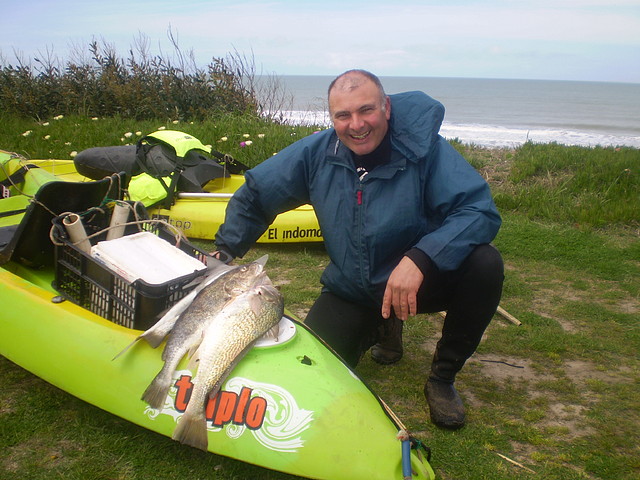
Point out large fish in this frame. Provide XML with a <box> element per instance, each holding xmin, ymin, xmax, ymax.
<box><xmin>171</xmin><ymin>281</ymin><xmax>284</xmax><ymax>451</ymax></box>
<box><xmin>133</xmin><ymin>256</ymin><xmax>272</xmax><ymax>409</ymax></box>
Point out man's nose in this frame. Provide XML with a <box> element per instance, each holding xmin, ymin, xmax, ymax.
<box><xmin>349</xmin><ymin>113</ymin><xmax>365</xmax><ymax>130</ymax></box>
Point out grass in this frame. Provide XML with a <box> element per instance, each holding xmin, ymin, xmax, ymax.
<box><xmin>1</xmin><ymin>115</ymin><xmax>639</xmax><ymax>480</ymax></box>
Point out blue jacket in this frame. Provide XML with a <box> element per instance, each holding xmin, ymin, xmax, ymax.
<box><xmin>216</xmin><ymin>91</ymin><xmax>501</xmax><ymax>306</ymax></box>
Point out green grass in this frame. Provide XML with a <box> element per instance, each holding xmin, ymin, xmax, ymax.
<box><xmin>0</xmin><ymin>113</ymin><xmax>323</xmax><ymax>170</ymax></box>
<box><xmin>2</xmin><ymin>115</ymin><xmax>639</xmax><ymax>479</ymax></box>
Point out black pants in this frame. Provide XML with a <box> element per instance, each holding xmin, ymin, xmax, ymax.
<box><xmin>305</xmin><ymin>244</ymin><xmax>504</xmax><ymax>375</ymax></box>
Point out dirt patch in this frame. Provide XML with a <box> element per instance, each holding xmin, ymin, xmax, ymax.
<box><xmin>467</xmin><ymin>355</ymin><xmax>539</xmax><ymax>383</ymax></box>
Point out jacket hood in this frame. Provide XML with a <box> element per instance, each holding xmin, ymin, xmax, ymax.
<box><xmin>388</xmin><ymin>91</ymin><xmax>445</xmax><ymax>161</ymax></box>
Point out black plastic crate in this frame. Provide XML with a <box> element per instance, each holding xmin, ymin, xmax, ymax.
<box><xmin>52</xmin><ymin>203</ymin><xmax>210</xmax><ymax>330</ymax></box>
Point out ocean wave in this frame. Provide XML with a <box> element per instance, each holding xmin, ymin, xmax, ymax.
<box><xmin>276</xmin><ymin>110</ymin><xmax>640</xmax><ymax>149</ymax></box>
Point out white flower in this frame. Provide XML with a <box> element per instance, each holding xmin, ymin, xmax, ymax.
<box><xmin>244</xmin><ymin>140</ymin><xmax>253</xmax><ymax>146</ymax></box>
<box><xmin>135</xmin><ymin>131</ymin><xmax>142</xmax><ymax>136</ymax></box>
<box><xmin>124</xmin><ymin>132</ymin><xmax>133</xmax><ymax>138</ymax></box>
<box><xmin>91</xmin><ymin>117</ymin><xmax>98</xmax><ymax>121</ymax></box>
<box><xmin>64</xmin><ymin>142</ymin><xmax>71</xmax><ymax>146</ymax></box>
<box><xmin>42</xmin><ymin>122</ymin><xmax>50</xmax><ymax>126</ymax></box>
<box><xmin>172</xmin><ymin>120</ymin><xmax>179</xmax><ymax>124</ymax></box>
<box><xmin>120</xmin><ymin>137</ymin><xmax>125</xmax><ymax>142</ymax></box>
<box><xmin>22</xmin><ymin>130</ymin><xmax>32</xmax><ymax>137</ymax></box>
<box><xmin>258</xmin><ymin>133</ymin><xmax>265</xmax><ymax>138</ymax></box>
<box><xmin>70</xmin><ymin>151</ymin><xmax>77</xmax><ymax>158</ymax></box>
<box><xmin>220</xmin><ymin>136</ymin><xmax>228</xmax><ymax>142</ymax></box>
<box><xmin>243</xmin><ymin>133</ymin><xmax>250</xmax><ymax>138</ymax></box>
<box><xmin>157</xmin><ymin>126</ymin><xmax>166</xmax><ymax>130</ymax></box>
<box><xmin>44</xmin><ymin>135</ymin><xmax>51</xmax><ymax>140</ymax></box>
<box><xmin>53</xmin><ymin>115</ymin><xmax>64</xmax><ymax>120</ymax></box>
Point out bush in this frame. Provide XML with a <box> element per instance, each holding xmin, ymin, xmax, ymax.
<box><xmin>0</xmin><ymin>33</ymin><xmax>289</xmax><ymax>122</ymax></box>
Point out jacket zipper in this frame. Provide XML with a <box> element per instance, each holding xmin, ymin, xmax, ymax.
<box><xmin>355</xmin><ymin>184</ymin><xmax>368</xmax><ymax>293</ymax></box>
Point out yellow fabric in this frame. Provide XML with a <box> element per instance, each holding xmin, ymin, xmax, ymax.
<box><xmin>128</xmin><ymin>173</ymin><xmax>171</xmax><ymax>207</ymax></box>
<box><xmin>144</xmin><ymin>130</ymin><xmax>211</xmax><ymax>157</ymax></box>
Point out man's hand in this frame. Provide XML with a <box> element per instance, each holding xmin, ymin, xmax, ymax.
<box><xmin>381</xmin><ymin>256</ymin><xmax>424</xmax><ymax>321</ymax></box>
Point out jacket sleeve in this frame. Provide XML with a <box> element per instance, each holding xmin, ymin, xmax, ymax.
<box><xmin>214</xmin><ymin>135</ymin><xmax>317</xmax><ymax>258</ymax></box>
<box><xmin>414</xmin><ymin>137</ymin><xmax>501</xmax><ymax>271</ymax></box>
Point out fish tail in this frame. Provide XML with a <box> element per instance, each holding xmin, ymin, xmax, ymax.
<box><xmin>172</xmin><ymin>411</ymin><xmax>208</xmax><ymax>451</ymax></box>
<box><xmin>141</xmin><ymin>371</ymin><xmax>172</xmax><ymax>409</ymax></box>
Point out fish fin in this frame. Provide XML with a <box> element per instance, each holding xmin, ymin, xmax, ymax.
<box><xmin>139</xmin><ymin>329</ymin><xmax>169</xmax><ymax>350</ymax></box>
<box><xmin>185</xmin><ymin>330</ymin><xmax>206</xmax><ymax>368</ymax></box>
<box><xmin>186</xmin><ymin>345</ymin><xmax>201</xmax><ymax>370</ymax></box>
<box><xmin>172</xmin><ymin>412</ymin><xmax>208</xmax><ymax>451</ymax></box>
<box><xmin>141</xmin><ymin>369</ymin><xmax>172</xmax><ymax>409</ymax></box>
<box><xmin>261</xmin><ymin>321</ymin><xmax>281</xmax><ymax>343</ymax></box>
<box><xmin>112</xmin><ymin>336</ymin><xmax>142</xmax><ymax>361</ymax></box>
<box><xmin>141</xmin><ymin>290</ymin><xmax>199</xmax><ymax>347</ymax></box>
<box><xmin>186</xmin><ymin>356</ymin><xmax>199</xmax><ymax>371</ymax></box>
<box><xmin>247</xmin><ymin>293</ymin><xmax>264</xmax><ymax>316</ymax></box>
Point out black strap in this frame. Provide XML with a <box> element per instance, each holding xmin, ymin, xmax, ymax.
<box><xmin>135</xmin><ymin>138</ymin><xmax>184</xmax><ymax>208</ymax></box>
<box><xmin>0</xmin><ymin>163</ymin><xmax>40</xmax><ymax>188</ymax></box>
<box><xmin>208</xmin><ymin>150</ymin><xmax>249</xmax><ymax>174</ymax></box>
<box><xmin>0</xmin><ymin>208</ymin><xmax>27</xmax><ymax>219</ymax></box>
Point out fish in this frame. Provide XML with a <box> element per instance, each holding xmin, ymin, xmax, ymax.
<box><xmin>137</xmin><ymin>255</ymin><xmax>272</xmax><ymax>409</ymax></box>
<box><xmin>112</xmin><ymin>255</ymin><xmax>251</xmax><ymax>356</ymax></box>
<box><xmin>171</xmin><ymin>281</ymin><xmax>284</xmax><ymax>451</ymax></box>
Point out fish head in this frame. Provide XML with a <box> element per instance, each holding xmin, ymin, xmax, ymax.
<box><xmin>257</xmin><ymin>284</ymin><xmax>283</xmax><ymax>304</ymax></box>
<box><xmin>247</xmin><ymin>283</ymin><xmax>284</xmax><ymax>318</ymax></box>
<box><xmin>222</xmin><ymin>259</ymin><xmax>268</xmax><ymax>295</ymax></box>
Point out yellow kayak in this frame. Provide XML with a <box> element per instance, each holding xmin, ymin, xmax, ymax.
<box><xmin>0</xmin><ymin>153</ymin><xmax>322</xmax><ymax>243</ymax></box>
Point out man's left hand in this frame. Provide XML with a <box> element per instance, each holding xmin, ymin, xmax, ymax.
<box><xmin>381</xmin><ymin>256</ymin><xmax>424</xmax><ymax>321</ymax></box>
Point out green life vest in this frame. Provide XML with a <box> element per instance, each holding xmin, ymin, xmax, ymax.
<box><xmin>131</xmin><ymin>130</ymin><xmax>219</xmax><ymax>208</ymax></box>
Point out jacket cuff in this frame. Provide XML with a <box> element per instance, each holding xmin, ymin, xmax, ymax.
<box><xmin>404</xmin><ymin>248</ymin><xmax>437</xmax><ymax>277</ymax></box>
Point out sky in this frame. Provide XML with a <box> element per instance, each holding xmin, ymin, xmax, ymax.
<box><xmin>1</xmin><ymin>0</ymin><xmax>639</xmax><ymax>83</ymax></box>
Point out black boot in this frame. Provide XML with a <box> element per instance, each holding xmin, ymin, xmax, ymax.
<box><xmin>370</xmin><ymin>315</ymin><xmax>403</xmax><ymax>365</ymax></box>
<box><xmin>425</xmin><ymin>346</ymin><xmax>466</xmax><ymax>429</ymax></box>
<box><xmin>424</xmin><ymin>378</ymin><xmax>465</xmax><ymax>430</ymax></box>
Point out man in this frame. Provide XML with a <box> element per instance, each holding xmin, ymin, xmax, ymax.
<box><xmin>215</xmin><ymin>70</ymin><xmax>504</xmax><ymax>430</ymax></box>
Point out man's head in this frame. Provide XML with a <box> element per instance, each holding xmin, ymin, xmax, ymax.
<box><xmin>328</xmin><ymin>70</ymin><xmax>391</xmax><ymax>156</ymax></box>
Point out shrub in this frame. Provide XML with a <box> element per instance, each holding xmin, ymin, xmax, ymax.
<box><xmin>0</xmin><ymin>33</ymin><xmax>288</xmax><ymax>122</ymax></box>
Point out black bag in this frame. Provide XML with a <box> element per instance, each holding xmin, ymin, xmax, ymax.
<box><xmin>74</xmin><ymin>132</ymin><xmax>249</xmax><ymax>208</ymax></box>
<box><xmin>75</xmin><ymin>145</ymin><xmax>139</xmax><ymax>179</ymax></box>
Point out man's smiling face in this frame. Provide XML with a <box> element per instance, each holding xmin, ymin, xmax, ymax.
<box><xmin>329</xmin><ymin>73</ymin><xmax>391</xmax><ymax>156</ymax></box>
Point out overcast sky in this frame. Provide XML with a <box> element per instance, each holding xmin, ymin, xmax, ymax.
<box><xmin>1</xmin><ymin>0</ymin><xmax>639</xmax><ymax>83</ymax></box>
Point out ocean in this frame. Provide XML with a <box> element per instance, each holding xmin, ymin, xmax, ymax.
<box><xmin>272</xmin><ymin>76</ymin><xmax>640</xmax><ymax>149</ymax></box>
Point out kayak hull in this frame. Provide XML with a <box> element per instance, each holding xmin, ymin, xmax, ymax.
<box><xmin>0</xmin><ymin>263</ymin><xmax>434</xmax><ymax>480</ymax></box>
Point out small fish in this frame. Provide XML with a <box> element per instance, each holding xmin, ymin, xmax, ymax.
<box><xmin>171</xmin><ymin>282</ymin><xmax>284</xmax><ymax>451</ymax></box>
<box><xmin>138</xmin><ymin>256</ymin><xmax>270</xmax><ymax>409</ymax></box>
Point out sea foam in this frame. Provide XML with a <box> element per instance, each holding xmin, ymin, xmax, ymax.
<box><xmin>277</xmin><ymin>110</ymin><xmax>640</xmax><ymax>149</ymax></box>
